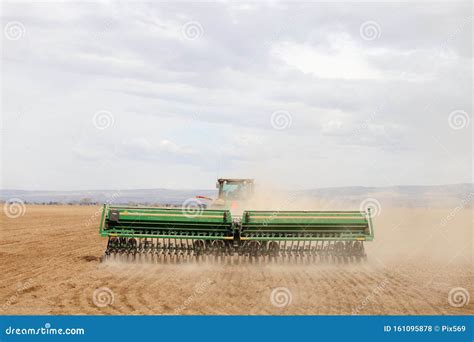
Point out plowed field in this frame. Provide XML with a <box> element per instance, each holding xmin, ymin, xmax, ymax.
<box><xmin>1</xmin><ymin>205</ymin><xmax>472</xmax><ymax>315</ymax></box>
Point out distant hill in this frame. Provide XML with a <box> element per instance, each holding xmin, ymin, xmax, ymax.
<box><xmin>0</xmin><ymin>183</ymin><xmax>472</xmax><ymax>207</ymax></box>
<box><xmin>0</xmin><ymin>188</ymin><xmax>216</xmax><ymax>206</ymax></box>
<box><xmin>302</xmin><ymin>183</ymin><xmax>473</xmax><ymax>208</ymax></box>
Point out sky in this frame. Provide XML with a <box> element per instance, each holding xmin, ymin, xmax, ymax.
<box><xmin>1</xmin><ymin>1</ymin><xmax>472</xmax><ymax>190</ymax></box>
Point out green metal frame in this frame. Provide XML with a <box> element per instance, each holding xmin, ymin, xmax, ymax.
<box><xmin>240</xmin><ymin>210</ymin><xmax>374</xmax><ymax>241</ymax></box>
<box><xmin>99</xmin><ymin>205</ymin><xmax>375</xmax><ymax>242</ymax></box>
<box><xmin>99</xmin><ymin>204</ymin><xmax>233</xmax><ymax>240</ymax></box>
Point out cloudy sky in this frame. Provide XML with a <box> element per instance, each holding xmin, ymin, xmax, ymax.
<box><xmin>1</xmin><ymin>1</ymin><xmax>472</xmax><ymax>190</ymax></box>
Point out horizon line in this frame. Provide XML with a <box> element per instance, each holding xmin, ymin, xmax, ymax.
<box><xmin>1</xmin><ymin>182</ymin><xmax>472</xmax><ymax>193</ymax></box>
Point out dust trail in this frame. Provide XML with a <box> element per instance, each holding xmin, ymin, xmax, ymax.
<box><xmin>238</xmin><ymin>186</ymin><xmax>472</xmax><ymax>265</ymax></box>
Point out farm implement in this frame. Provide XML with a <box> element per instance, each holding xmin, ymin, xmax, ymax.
<box><xmin>99</xmin><ymin>179</ymin><xmax>374</xmax><ymax>262</ymax></box>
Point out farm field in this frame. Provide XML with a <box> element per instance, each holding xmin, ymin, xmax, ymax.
<box><xmin>0</xmin><ymin>205</ymin><xmax>472</xmax><ymax>315</ymax></box>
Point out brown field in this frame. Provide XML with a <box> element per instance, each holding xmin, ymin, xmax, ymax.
<box><xmin>0</xmin><ymin>205</ymin><xmax>472</xmax><ymax>315</ymax></box>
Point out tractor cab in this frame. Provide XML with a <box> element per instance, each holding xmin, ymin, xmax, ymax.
<box><xmin>217</xmin><ymin>178</ymin><xmax>254</xmax><ymax>201</ymax></box>
<box><xmin>213</xmin><ymin>179</ymin><xmax>254</xmax><ymax>212</ymax></box>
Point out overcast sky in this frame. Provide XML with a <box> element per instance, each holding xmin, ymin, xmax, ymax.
<box><xmin>1</xmin><ymin>1</ymin><xmax>472</xmax><ymax>190</ymax></box>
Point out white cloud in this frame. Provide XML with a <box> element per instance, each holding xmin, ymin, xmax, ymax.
<box><xmin>271</xmin><ymin>36</ymin><xmax>383</xmax><ymax>80</ymax></box>
<box><xmin>1</xmin><ymin>2</ymin><xmax>471</xmax><ymax>190</ymax></box>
